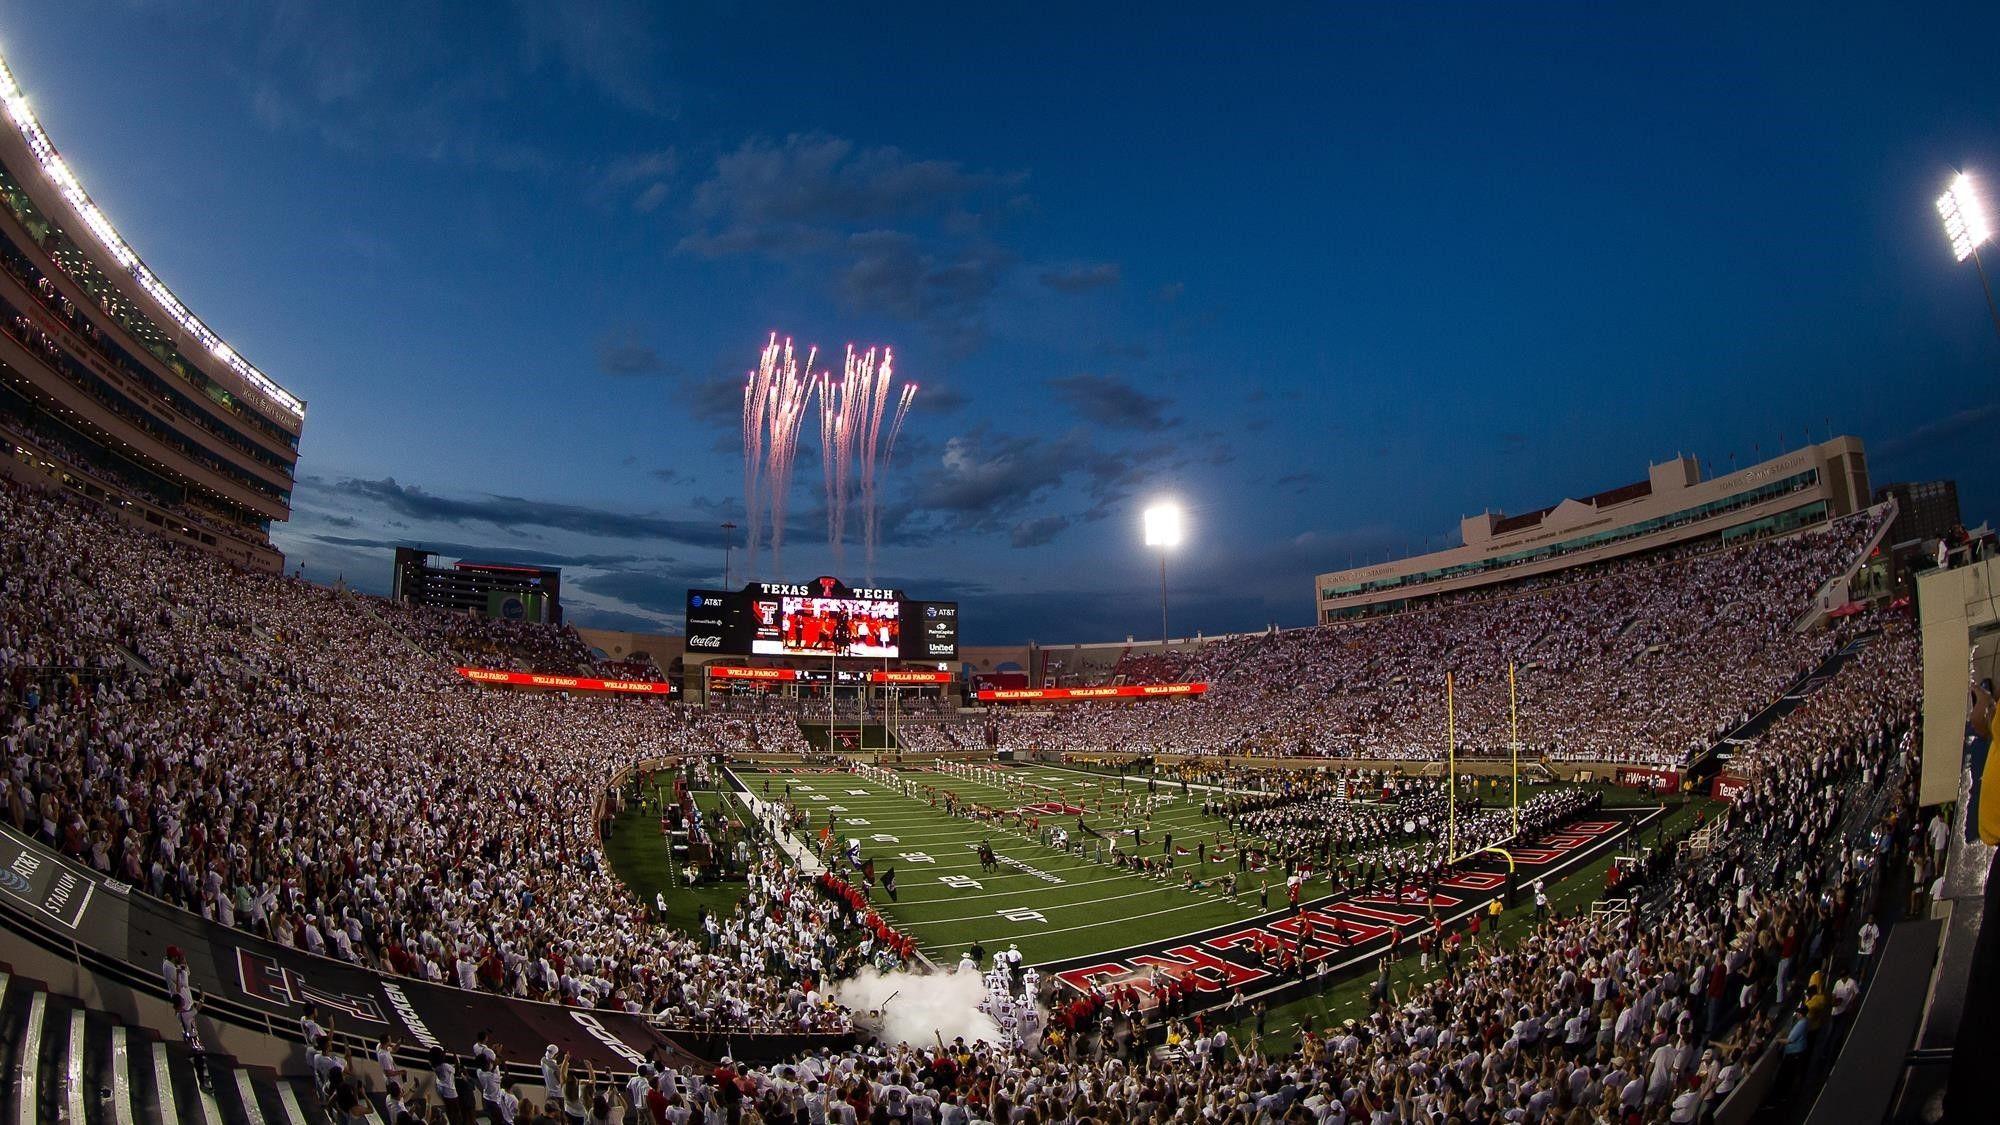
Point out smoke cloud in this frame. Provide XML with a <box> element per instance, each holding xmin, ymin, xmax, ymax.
<box><xmin>834</xmin><ymin>967</ymin><xmax>1003</xmax><ymax>1048</ymax></box>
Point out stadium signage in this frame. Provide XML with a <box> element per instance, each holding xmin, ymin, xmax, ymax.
<box><xmin>0</xmin><ymin>829</ymin><xmax>94</xmax><ymax>930</ymax></box>
<box><xmin>685</xmin><ymin>577</ymin><xmax>958</xmax><ymax>661</ymax></box>
<box><xmin>708</xmin><ymin>666</ymin><xmax>801</xmax><ymax>681</ymax></box>
<box><xmin>975</xmin><ymin>683</ymin><xmax>1209</xmax><ymax>702</ymax></box>
<box><xmin>869</xmin><ymin>670</ymin><xmax>954</xmax><ymax>684</ymax></box>
<box><xmin>454</xmin><ymin>668</ymin><xmax>678</xmax><ymax>695</ymax></box>
<box><xmin>1710</xmin><ymin>773</ymin><xmax>1749</xmax><ymax>802</ymax></box>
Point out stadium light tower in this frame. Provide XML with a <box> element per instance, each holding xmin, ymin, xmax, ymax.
<box><xmin>1143</xmin><ymin>501</ymin><xmax>1184</xmax><ymax>648</ymax></box>
<box><xmin>1936</xmin><ymin>171</ymin><xmax>2000</xmax><ymax>346</ymax></box>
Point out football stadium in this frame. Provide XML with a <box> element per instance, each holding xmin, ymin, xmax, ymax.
<box><xmin>0</xmin><ymin>15</ymin><xmax>1996</xmax><ymax>1125</ymax></box>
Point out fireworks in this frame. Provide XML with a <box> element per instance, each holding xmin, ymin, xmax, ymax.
<box><xmin>741</xmin><ymin>333</ymin><xmax>916</xmax><ymax>582</ymax></box>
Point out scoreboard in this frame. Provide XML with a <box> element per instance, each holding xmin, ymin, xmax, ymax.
<box><xmin>686</xmin><ymin>576</ymin><xmax>959</xmax><ymax>660</ymax></box>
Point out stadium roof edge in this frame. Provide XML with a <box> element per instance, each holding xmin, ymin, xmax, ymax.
<box><xmin>0</xmin><ymin>47</ymin><xmax>306</xmax><ymax>421</ymax></box>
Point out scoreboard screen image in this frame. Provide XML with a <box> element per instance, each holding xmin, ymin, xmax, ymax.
<box><xmin>753</xmin><ymin>596</ymin><xmax>900</xmax><ymax>658</ymax></box>
<box><xmin>685</xmin><ymin>577</ymin><xmax>957</xmax><ymax>661</ymax></box>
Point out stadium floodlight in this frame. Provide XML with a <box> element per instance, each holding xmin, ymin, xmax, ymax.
<box><xmin>1938</xmin><ymin>173</ymin><xmax>1992</xmax><ymax>263</ymax></box>
<box><xmin>1935</xmin><ymin>170</ymin><xmax>2000</xmax><ymax>346</ymax></box>
<box><xmin>1143</xmin><ymin>501</ymin><xmax>1183</xmax><ymax>647</ymax></box>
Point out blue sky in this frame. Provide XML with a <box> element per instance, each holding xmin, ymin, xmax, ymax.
<box><xmin>6</xmin><ymin>2</ymin><xmax>1996</xmax><ymax>642</ymax></box>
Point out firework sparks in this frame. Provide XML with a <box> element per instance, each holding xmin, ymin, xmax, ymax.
<box><xmin>738</xmin><ymin>333</ymin><xmax>915</xmax><ymax>583</ymax></box>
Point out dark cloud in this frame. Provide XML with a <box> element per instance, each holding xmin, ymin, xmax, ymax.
<box><xmin>328</xmin><ymin>477</ymin><xmax>737</xmax><ymax>546</ymax></box>
<box><xmin>1274</xmin><ymin>471</ymin><xmax>1319</xmax><ymax>494</ymax></box>
<box><xmin>597</xmin><ymin>335</ymin><xmax>673</xmax><ymax>376</ymax></box>
<box><xmin>682</xmin><ymin>134</ymin><xmax>1019</xmax><ymax>243</ymax></box>
<box><xmin>1046</xmin><ymin>373</ymin><xmax>1176</xmax><ymax>431</ymax></box>
<box><xmin>649</xmin><ymin>467</ymin><xmax>686</xmax><ymax>485</ymax></box>
<box><xmin>1872</xmin><ymin>401</ymin><xmax>1998</xmax><ymax>461</ymax></box>
<box><xmin>566</xmin><ymin>567</ymin><xmax>703</xmax><ymax>617</ymax></box>
<box><xmin>835</xmin><ymin>231</ymin><xmax>1011</xmax><ymax>342</ymax></box>
<box><xmin>304</xmin><ymin>534</ymin><xmax>655</xmax><ymax>569</ymax></box>
<box><xmin>916</xmin><ymin>384</ymin><xmax>972</xmax><ymax>413</ymax></box>
<box><xmin>904</xmin><ymin>425</ymin><xmax>1179</xmax><ymax>536</ymax></box>
<box><xmin>677</xmin><ymin>135</ymin><xmax>1023</xmax><ymax>343</ymax></box>
<box><xmin>1039</xmin><ymin>262</ymin><xmax>1121</xmax><ymax>293</ymax></box>
<box><xmin>1009</xmin><ymin>515</ymin><xmax>1071</xmax><ymax>548</ymax></box>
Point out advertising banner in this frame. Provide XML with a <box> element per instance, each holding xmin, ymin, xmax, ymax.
<box><xmin>976</xmin><ymin>683</ymin><xmax>1209</xmax><ymax>702</ymax></box>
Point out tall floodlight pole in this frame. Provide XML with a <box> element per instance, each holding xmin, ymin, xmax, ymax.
<box><xmin>1143</xmin><ymin>502</ymin><xmax>1184</xmax><ymax>650</ymax></box>
<box><xmin>1447</xmin><ymin>672</ymin><xmax>1458</xmax><ymax>861</ymax></box>
<box><xmin>1937</xmin><ymin>171</ymin><xmax>2000</xmax><ymax>347</ymax></box>
<box><xmin>721</xmin><ymin>522</ymin><xmax>738</xmax><ymax>589</ymax></box>
<box><xmin>1508</xmin><ymin>661</ymin><xmax>1520</xmax><ymax>838</ymax></box>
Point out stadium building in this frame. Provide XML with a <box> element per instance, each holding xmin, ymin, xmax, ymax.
<box><xmin>390</xmin><ymin>546</ymin><xmax>564</xmax><ymax>623</ymax></box>
<box><xmin>1315</xmin><ymin>436</ymin><xmax>1871</xmax><ymax>622</ymax></box>
<box><xmin>0</xmin><ymin>54</ymin><xmax>304</xmax><ymax>573</ymax></box>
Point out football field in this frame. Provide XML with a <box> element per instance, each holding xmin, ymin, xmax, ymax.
<box><xmin>734</xmin><ymin>762</ymin><xmax>1277</xmax><ymax>966</ymax></box>
<box><xmin>729</xmin><ymin>762</ymin><xmax>1658</xmax><ymax>987</ymax></box>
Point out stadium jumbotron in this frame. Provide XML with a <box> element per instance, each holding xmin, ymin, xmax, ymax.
<box><xmin>0</xmin><ymin>18</ymin><xmax>1996</xmax><ymax>1125</ymax></box>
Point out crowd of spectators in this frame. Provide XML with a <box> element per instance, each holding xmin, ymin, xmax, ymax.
<box><xmin>0</xmin><ymin>476</ymin><xmax>846</xmax><ymax>1032</ymax></box>
<box><xmin>981</xmin><ymin>512</ymin><xmax>1888</xmax><ymax>767</ymax></box>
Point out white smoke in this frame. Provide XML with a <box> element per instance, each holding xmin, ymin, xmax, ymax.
<box><xmin>834</xmin><ymin>967</ymin><xmax>1003</xmax><ymax>1048</ymax></box>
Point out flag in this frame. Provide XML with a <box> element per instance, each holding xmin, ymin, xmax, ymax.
<box><xmin>883</xmin><ymin>867</ymin><xmax>899</xmax><ymax>901</ymax></box>
<box><xmin>861</xmin><ymin>857</ymin><xmax>876</xmax><ymax>886</ymax></box>
<box><xmin>1078</xmin><ymin>821</ymin><xmax>1105</xmax><ymax>840</ymax></box>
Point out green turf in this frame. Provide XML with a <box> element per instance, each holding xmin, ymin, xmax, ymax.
<box><xmin>603</xmin><ymin>779</ymin><xmax>748</xmax><ymax>931</ymax></box>
<box><xmin>728</xmin><ymin>763</ymin><xmax>1664</xmax><ymax>972</ymax></box>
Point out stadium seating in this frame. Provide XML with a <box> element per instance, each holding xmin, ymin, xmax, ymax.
<box><xmin>977</xmin><ymin>510</ymin><xmax>1890</xmax><ymax>766</ymax></box>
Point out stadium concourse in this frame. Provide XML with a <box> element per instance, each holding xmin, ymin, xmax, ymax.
<box><xmin>0</xmin><ymin>459</ymin><xmax>1947</xmax><ymax>1125</ymax></box>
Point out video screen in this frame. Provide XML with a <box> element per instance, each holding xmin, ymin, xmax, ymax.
<box><xmin>752</xmin><ymin>596</ymin><xmax>901</xmax><ymax>658</ymax></box>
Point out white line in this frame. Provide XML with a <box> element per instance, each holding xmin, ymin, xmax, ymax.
<box><xmin>235</xmin><ymin>1070</ymin><xmax>269</xmax><ymax>1125</ymax></box>
<box><xmin>196</xmin><ymin>1060</ymin><xmax>227</xmax><ymax>1125</ymax></box>
<box><xmin>17</xmin><ymin>990</ymin><xmax>46</xmax><ymax>1125</ymax></box>
<box><xmin>67</xmin><ymin>1008</ymin><xmax>87</xmax><ymax>1125</ymax></box>
<box><xmin>110</xmin><ymin>1026</ymin><xmax>135</xmax><ymax>1125</ymax></box>
<box><xmin>276</xmin><ymin>1080</ymin><xmax>310</xmax><ymax>1125</ymax></box>
<box><xmin>899</xmin><ymin>878</ymin><xmax>1230</xmax><ymax>927</ymax></box>
<box><xmin>152</xmin><ymin>1043</ymin><xmax>179</xmax><ymax>1125</ymax></box>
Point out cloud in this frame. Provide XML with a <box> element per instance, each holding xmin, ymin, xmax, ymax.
<box><xmin>677</xmin><ymin>134</ymin><xmax>1024</xmax><ymax>343</ymax></box>
<box><xmin>917</xmin><ymin>384</ymin><xmax>972</xmax><ymax>413</ymax></box>
<box><xmin>1046</xmin><ymin>373</ymin><xmax>1176</xmax><ymax>431</ymax></box>
<box><xmin>632</xmin><ymin>182</ymin><xmax>670</xmax><ymax>213</ymax></box>
<box><xmin>509</xmin><ymin>0</ymin><xmax>674</xmax><ymax>114</ymax></box>
<box><xmin>649</xmin><ymin>467</ymin><xmax>686</xmax><ymax>485</ymax></box>
<box><xmin>327</xmin><ymin>477</ymin><xmax>737</xmax><ymax>546</ymax></box>
<box><xmin>304</xmin><ymin>534</ymin><xmax>654</xmax><ymax>569</ymax></box>
<box><xmin>1009</xmin><ymin>515</ymin><xmax>1071</xmax><ymax>548</ymax></box>
<box><xmin>683</xmin><ymin>134</ymin><xmax>1019</xmax><ymax>242</ymax></box>
<box><xmin>835</xmin><ymin>231</ymin><xmax>1010</xmax><ymax>335</ymax></box>
<box><xmin>1872</xmin><ymin>402</ymin><xmax>1998</xmax><ymax>461</ymax></box>
<box><xmin>1039</xmin><ymin>262</ymin><xmax>1121</xmax><ymax>293</ymax></box>
<box><xmin>1275</xmin><ymin>471</ymin><xmax>1320</xmax><ymax>494</ymax></box>
<box><xmin>596</xmin><ymin>333</ymin><xmax>673</xmax><ymax>376</ymax></box>
<box><xmin>903</xmin><ymin>424</ymin><xmax>1179</xmax><ymax>536</ymax></box>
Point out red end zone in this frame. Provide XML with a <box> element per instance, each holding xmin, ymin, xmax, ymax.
<box><xmin>1045</xmin><ymin>811</ymin><xmax>1649</xmax><ymax>1012</ymax></box>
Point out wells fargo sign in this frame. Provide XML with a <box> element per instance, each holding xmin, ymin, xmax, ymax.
<box><xmin>975</xmin><ymin>683</ymin><xmax>1209</xmax><ymax>702</ymax></box>
<box><xmin>455</xmin><ymin>668</ymin><xmax>677</xmax><ymax>695</ymax></box>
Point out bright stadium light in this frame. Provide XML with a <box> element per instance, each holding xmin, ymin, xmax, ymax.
<box><xmin>1936</xmin><ymin>170</ymin><xmax>2000</xmax><ymax>347</ymax></box>
<box><xmin>1938</xmin><ymin>173</ymin><xmax>1992</xmax><ymax>263</ymax></box>
<box><xmin>1143</xmin><ymin>501</ymin><xmax>1183</xmax><ymax>646</ymax></box>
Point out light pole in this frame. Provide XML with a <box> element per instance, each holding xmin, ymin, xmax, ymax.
<box><xmin>1143</xmin><ymin>502</ymin><xmax>1183</xmax><ymax>649</ymax></box>
<box><xmin>721</xmin><ymin>522</ymin><xmax>738</xmax><ymax>589</ymax></box>
<box><xmin>1937</xmin><ymin>171</ymin><xmax>2000</xmax><ymax>347</ymax></box>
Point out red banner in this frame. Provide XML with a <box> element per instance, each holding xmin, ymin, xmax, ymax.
<box><xmin>705</xmin><ymin>666</ymin><xmax>801</xmax><ymax>682</ymax></box>
<box><xmin>976</xmin><ymin>683</ymin><xmax>1209</xmax><ymax>702</ymax></box>
<box><xmin>1709</xmin><ymin>773</ymin><xmax>1749</xmax><ymax>802</ymax></box>
<box><xmin>870</xmin><ymin>670</ymin><xmax>954</xmax><ymax>684</ymax></box>
<box><xmin>455</xmin><ymin>668</ymin><xmax>677</xmax><ymax>695</ymax></box>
